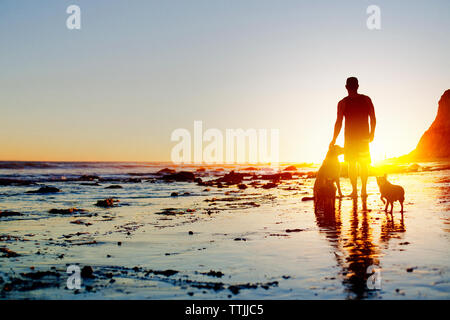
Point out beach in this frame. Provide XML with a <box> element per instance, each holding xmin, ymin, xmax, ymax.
<box><xmin>0</xmin><ymin>161</ymin><xmax>449</xmax><ymax>299</ymax></box>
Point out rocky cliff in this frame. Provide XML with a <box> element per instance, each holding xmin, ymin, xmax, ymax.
<box><xmin>409</xmin><ymin>89</ymin><xmax>450</xmax><ymax>160</ymax></box>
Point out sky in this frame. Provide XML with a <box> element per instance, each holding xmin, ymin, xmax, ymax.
<box><xmin>0</xmin><ymin>0</ymin><xmax>449</xmax><ymax>163</ymax></box>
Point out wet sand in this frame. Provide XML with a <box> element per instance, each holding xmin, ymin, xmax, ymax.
<box><xmin>0</xmin><ymin>162</ymin><xmax>449</xmax><ymax>299</ymax></box>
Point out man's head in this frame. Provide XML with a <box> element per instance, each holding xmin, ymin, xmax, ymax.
<box><xmin>345</xmin><ymin>77</ymin><xmax>359</xmax><ymax>93</ymax></box>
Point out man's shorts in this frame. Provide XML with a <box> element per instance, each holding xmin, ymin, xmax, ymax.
<box><xmin>344</xmin><ymin>139</ymin><xmax>371</xmax><ymax>164</ymax></box>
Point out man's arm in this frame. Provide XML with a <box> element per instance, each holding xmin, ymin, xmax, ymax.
<box><xmin>368</xmin><ymin>98</ymin><xmax>376</xmax><ymax>142</ymax></box>
<box><xmin>330</xmin><ymin>101</ymin><xmax>344</xmax><ymax>146</ymax></box>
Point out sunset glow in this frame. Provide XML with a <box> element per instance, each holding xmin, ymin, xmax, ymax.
<box><xmin>1</xmin><ymin>1</ymin><xmax>448</xmax><ymax>163</ymax></box>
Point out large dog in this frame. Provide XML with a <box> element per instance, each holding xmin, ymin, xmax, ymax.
<box><xmin>313</xmin><ymin>145</ymin><xmax>344</xmax><ymax>212</ymax></box>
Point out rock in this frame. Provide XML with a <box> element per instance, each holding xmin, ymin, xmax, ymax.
<box><xmin>0</xmin><ymin>178</ymin><xmax>35</xmax><ymax>186</ymax></box>
<box><xmin>262</xmin><ymin>182</ymin><xmax>277</xmax><ymax>189</ymax></box>
<box><xmin>409</xmin><ymin>89</ymin><xmax>450</xmax><ymax>159</ymax></box>
<box><xmin>228</xmin><ymin>285</ymin><xmax>241</xmax><ymax>295</ymax></box>
<box><xmin>234</xmin><ymin>237</ymin><xmax>247</xmax><ymax>241</ymax></box>
<box><xmin>237</xmin><ymin>184</ymin><xmax>248</xmax><ymax>190</ymax></box>
<box><xmin>26</xmin><ymin>186</ymin><xmax>60</xmax><ymax>194</ymax></box>
<box><xmin>0</xmin><ymin>210</ymin><xmax>22</xmax><ymax>218</ymax></box>
<box><xmin>302</xmin><ymin>196</ymin><xmax>314</xmax><ymax>201</ymax></box>
<box><xmin>304</xmin><ymin>171</ymin><xmax>317</xmax><ymax>179</ymax></box>
<box><xmin>105</xmin><ymin>185</ymin><xmax>123</xmax><ymax>189</ymax></box>
<box><xmin>70</xmin><ymin>219</ymin><xmax>92</xmax><ymax>226</ymax></box>
<box><xmin>95</xmin><ymin>198</ymin><xmax>119</xmax><ymax>208</ymax></box>
<box><xmin>283</xmin><ymin>165</ymin><xmax>298</xmax><ymax>171</ymax></box>
<box><xmin>260</xmin><ymin>172</ymin><xmax>292</xmax><ymax>181</ymax></box>
<box><xmin>407</xmin><ymin>164</ymin><xmax>421</xmax><ymax>172</ymax></box>
<box><xmin>157</xmin><ymin>168</ymin><xmax>176</xmax><ymax>174</ymax></box>
<box><xmin>154</xmin><ymin>208</ymin><xmax>185</xmax><ymax>216</ymax></box>
<box><xmin>152</xmin><ymin>269</ymin><xmax>178</xmax><ymax>277</ymax></box>
<box><xmin>117</xmin><ymin>242</ymin><xmax>122</xmax><ymax>246</ymax></box>
<box><xmin>2</xmin><ymin>283</ymin><xmax>12</xmax><ymax>292</ymax></box>
<box><xmin>81</xmin><ymin>266</ymin><xmax>94</xmax><ymax>278</ymax></box>
<box><xmin>0</xmin><ymin>247</ymin><xmax>20</xmax><ymax>258</ymax></box>
<box><xmin>285</xmin><ymin>229</ymin><xmax>305</xmax><ymax>233</ymax></box>
<box><xmin>227</xmin><ymin>281</ymin><xmax>277</xmax><ymax>295</ymax></box>
<box><xmin>216</xmin><ymin>171</ymin><xmax>247</xmax><ymax>184</ymax></box>
<box><xmin>188</xmin><ymin>231</ymin><xmax>194</xmax><ymax>235</ymax></box>
<box><xmin>194</xmin><ymin>177</ymin><xmax>203</xmax><ymax>184</ymax></box>
<box><xmin>196</xmin><ymin>168</ymin><xmax>206</xmax><ymax>172</ymax></box>
<box><xmin>162</xmin><ymin>171</ymin><xmax>196</xmax><ymax>182</ymax></box>
<box><xmin>202</xmin><ymin>270</ymin><xmax>224</xmax><ymax>278</ymax></box>
<box><xmin>170</xmin><ymin>192</ymin><xmax>178</xmax><ymax>197</ymax></box>
<box><xmin>48</xmin><ymin>208</ymin><xmax>86</xmax><ymax>214</ymax></box>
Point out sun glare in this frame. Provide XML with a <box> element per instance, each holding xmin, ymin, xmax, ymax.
<box><xmin>370</xmin><ymin>142</ymin><xmax>390</xmax><ymax>165</ymax></box>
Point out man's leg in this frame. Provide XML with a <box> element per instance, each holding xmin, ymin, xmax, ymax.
<box><xmin>360</xmin><ymin>161</ymin><xmax>368</xmax><ymax>197</ymax></box>
<box><xmin>348</xmin><ymin>161</ymin><xmax>357</xmax><ymax>197</ymax></box>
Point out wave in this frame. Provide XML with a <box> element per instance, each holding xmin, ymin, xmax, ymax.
<box><xmin>0</xmin><ymin>162</ymin><xmax>59</xmax><ymax>169</ymax></box>
<box><xmin>0</xmin><ymin>161</ymin><xmax>170</xmax><ymax>170</ymax></box>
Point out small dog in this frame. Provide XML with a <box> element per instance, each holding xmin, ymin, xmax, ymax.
<box><xmin>376</xmin><ymin>175</ymin><xmax>405</xmax><ymax>214</ymax></box>
<box><xmin>313</xmin><ymin>145</ymin><xmax>344</xmax><ymax>212</ymax></box>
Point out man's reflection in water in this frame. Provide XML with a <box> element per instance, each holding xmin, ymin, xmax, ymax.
<box><xmin>342</xmin><ymin>197</ymin><xmax>379</xmax><ymax>298</ymax></box>
<box><xmin>314</xmin><ymin>196</ymin><xmax>406</xmax><ymax>299</ymax></box>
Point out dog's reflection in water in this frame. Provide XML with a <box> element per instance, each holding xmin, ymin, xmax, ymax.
<box><xmin>314</xmin><ymin>179</ymin><xmax>336</xmax><ymax>213</ymax></box>
<box><xmin>314</xmin><ymin>196</ymin><xmax>388</xmax><ymax>299</ymax></box>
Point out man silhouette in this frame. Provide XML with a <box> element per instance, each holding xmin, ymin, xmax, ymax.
<box><xmin>330</xmin><ymin>77</ymin><xmax>376</xmax><ymax>197</ymax></box>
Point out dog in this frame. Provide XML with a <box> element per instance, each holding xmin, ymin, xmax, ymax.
<box><xmin>314</xmin><ymin>178</ymin><xmax>336</xmax><ymax>213</ymax></box>
<box><xmin>376</xmin><ymin>175</ymin><xmax>405</xmax><ymax>214</ymax></box>
<box><xmin>313</xmin><ymin>145</ymin><xmax>344</xmax><ymax>212</ymax></box>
